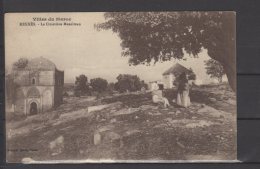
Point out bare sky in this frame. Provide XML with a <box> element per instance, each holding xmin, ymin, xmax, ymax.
<box><xmin>5</xmin><ymin>12</ymin><xmax>218</xmax><ymax>83</ymax></box>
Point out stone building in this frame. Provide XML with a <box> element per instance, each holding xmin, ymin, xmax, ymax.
<box><xmin>8</xmin><ymin>57</ymin><xmax>64</xmax><ymax>115</ymax></box>
<box><xmin>162</xmin><ymin>63</ymin><xmax>192</xmax><ymax>89</ymax></box>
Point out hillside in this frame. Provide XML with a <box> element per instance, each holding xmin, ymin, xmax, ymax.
<box><xmin>6</xmin><ymin>83</ymin><xmax>236</xmax><ymax>162</ymax></box>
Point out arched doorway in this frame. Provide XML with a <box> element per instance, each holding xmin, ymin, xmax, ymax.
<box><xmin>29</xmin><ymin>102</ymin><xmax>38</xmax><ymax>115</ymax></box>
<box><xmin>27</xmin><ymin>87</ymin><xmax>40</xmax><ymax>115</ymax></box>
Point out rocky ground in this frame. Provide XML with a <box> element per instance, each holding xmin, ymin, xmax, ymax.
<box><xmin>6</xmin><ymin>83</ymin><xmax>236</xmax><ymax>163</ymax></box>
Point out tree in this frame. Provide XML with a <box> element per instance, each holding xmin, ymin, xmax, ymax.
<box><xmin>114</xmin><ymin>74</ymin><xmax>142</xmax><ymax>93</ymax></box>
<box><xmin>96</xmin><ymin>12</ymin><xmax>236</xmax><ymax>91</ymax></box>
<box><xmin>188</xmin><ymin>68</ymin><xmax>196</xmax><ymax>80</ymax></box>
<box><xmin>13</xmin><ymin>58</ymin><xmax>29</xmax><ymax>69</ymax></box>
<box><xmin>173</xmin><ymin>69</ymin><xmax>196</xmax><ymax>86</ymax></box>
<box><xmin>90</xmin><ymin>78</ymin><xmax>108</xmax><ymax>93</ymax></box>
<box><xmin>74</xmin><ymin>74</ymin><xmax>89</xmax><ymax>96</ymax></box>
<box><xmin>205</xmin><ymin>59</ymin><xmax>225</xmax><ymax>83</ymax></box>
<box><xmin>107</xmin><ymin>82</ymin><xmax>115</xmax><ymax>92</ymax></box>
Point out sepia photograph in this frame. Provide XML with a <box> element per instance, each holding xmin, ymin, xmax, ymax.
<box><xmin>5</xmin><ymin>12</ymin><xmax>236</xmax><ymax>163</ymax></box>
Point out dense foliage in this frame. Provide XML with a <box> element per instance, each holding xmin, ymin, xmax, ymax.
<box><xmin>96</xmin><ymin>12</ymin><xmax>236</xmax><ymax>91</ymax></box>
<box><xmin>74</xmin><ymin>74</ymin><xmax>89</xmax><ymax>96</ymax></box>
<box><xmin>114</xmin><ymin>74</ymin><xmax>147</xmax><ymax>93</ymax></box>
<box><xmin>205</xmin><ymin>59</ymin><xmax>225</xmax><ymax>83</ymax></box>
<box><xmin>90</xmin><ymin>78</ymin><xmax>108</xmax><ymax>93</ymax></box>
<box><xmin>13</xmin><ymin>58</ymin><xmax>29</xmax><ymax>69</ymax></box>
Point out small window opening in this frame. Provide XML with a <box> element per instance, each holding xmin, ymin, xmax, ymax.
<box><xmin>32</xmin><ymin>78</ymin><xmax>36</xmax><ymax>85</ymax></box>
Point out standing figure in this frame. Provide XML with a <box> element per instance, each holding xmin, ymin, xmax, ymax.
<box><xmin>176</xmin><ymin>72</ymin><xmax>191</xmax><ymax>108</ymax></box>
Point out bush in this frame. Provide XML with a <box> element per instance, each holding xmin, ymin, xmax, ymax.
<box><xmin>114</xmin><ymin>74</ymin><xmax>148</xmax><ymax>93</ymax></box>
<box><xmin>90</xmin><ymin>78</ymin><xmax>108</xmax><ymax>93</ymax></box>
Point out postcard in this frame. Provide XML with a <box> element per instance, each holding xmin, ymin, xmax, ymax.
<box><xmin>5</xmin><ymin>12</ymin><xmax>237</xmax><ymax>163</ymax></box>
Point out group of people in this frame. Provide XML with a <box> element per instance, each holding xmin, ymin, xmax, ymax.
<box><xmin>152</xmin><ymin>72</ymin><xmax>191</xmax><ymax>108</ymax></box>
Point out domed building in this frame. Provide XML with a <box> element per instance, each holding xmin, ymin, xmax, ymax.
<box><xmin>10</xmin><ymin>57</ymin><xmax>64</xmax><ymax>115</ymax></box>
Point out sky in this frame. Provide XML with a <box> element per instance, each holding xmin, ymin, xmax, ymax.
<box><xmin>5</xmin><ymin>12</ymin><xmax>220</xmax><ymax>84</ymax></box>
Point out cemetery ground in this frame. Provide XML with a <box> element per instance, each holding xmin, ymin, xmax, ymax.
<box><xmin>6</xmin><ymin>83</ymin><xmax>236</xmax><ymax>162</ymax></box>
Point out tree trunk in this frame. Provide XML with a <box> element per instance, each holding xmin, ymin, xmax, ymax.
<box><xmin>208</xmin><ymin>55</ymin><xmax>236</xmax><ymax>91</ymax></box>
<box><xmin>213</xmin><ymin>12</ymin><xmax>236</xmax><ymax>92</ymax></box>
<box><xmin>225</xmin><ymin>13</ymin><xmax>236</xmax><ymax>92</ymax></box>
<box><xmin>223</xmin><ymin>36</ymin><xmax>236</xmax><ymax>92</ymax></box>
<box><xmin>223</xmin><ymin>63</ymin><xmax>236</xmax><ymax>92</ymax></box>
<box><xmin>213</xmin><ymin>36</ymin><xmax>236</xmax><ymax>91</ymax></box>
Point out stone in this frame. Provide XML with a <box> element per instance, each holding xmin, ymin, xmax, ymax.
<box><xmin>223</xmin><ymin>97</ymin><xmax>229</xmax><ymax>100</ymax></box>
<box><xmin>124</xmin><ymin>129</ymin><xmax>141</xmax><ymax>137</ymax></box>
<box><xmin>94</xmin><ymin>132</ymin><xmax>101</xmax><ymax>145</ymax></box>
<box><xmin>177</xmin><ymin>141</ymin><xmax>185</xmax><ymax>149</ymax></box>
<box><xmin>154</xmin><ymin>123</ymin><xmax>168</xmax><ymax>129</ymax></box>
<box><xmin>110</xmin><ymin>118</ymin><xmax>117</xmax><ymax>123</ymax></box>
<box><xmin>148</xmin><ymin>112</ymin><xmax>162</xmax><ymax>116</ymax></box>
<box><xmin>197</xmin><ymin>105</ymin><xmax>227</xmax><ymax>118</ymax></box>
<box><xmin>100</xmin><ymin>118</ymin><xmax>106</xmax><ymax>122</ymax></box>
<box><xmin>88</xmin><ymin>102</ymin><xmax>122</xmax><ymax>113</ymax></box>
<box><xmin>201</xmin><ymin>104</ymin><xmax>206</xmax><ymax>108</ymax></box>
<box><xmin>49</xmin><ymin>136</ymin><xmax>64</xmax><ymax>156</ymax></box>
<box><xmin>103</xmin><ymin>131</ymin><xmax>121</xmax><ymax>142</ymax></box>
<box><xmin>111</xmin><ymin>108</ymin><xmax>140</xmax><ymax>116</ymax></box>
<box><xmin>165</xmin><ymin>117</ymin><xmax>173</xmax><ymax>122</ymax></box>
<box><xmin>209</xmin><ymin>97</ymin><xmax>217</xmax><ymax>102</ymax></box>
<box><xmin>140</xmin><ymin>105</ymin><xmax>158</xmax><ymax>110</ymax></box>
<box><xmin>95</xmin><ymin>114</ymin><xmax>100</xmax><ymax>121</ymax></box>
<box><xmin>176</xmin><ymin>110</ymin><xmax>181</xmax><ymax>115</ymax></box>
<box><xmin>226</xmin><ymin>99</ymin><xmax>236</xmax><ymax>105</ymax></box>
<box><xmin>168</xmin><ymin>112</ymin><xmax>175</xmax><ymax>115</ymax></box>
<box><xmin>185</xmin><ymin>120</ymin><xmax>213</xmax><ymax>128</ymax></box>
<box><xmin>97</xmin><ymin>124</ymin><xmax>114</xmax><ymax>133</ymax></box>
<box><xmin>50</xmin><ymin>112</ymin><xmax>60</xmax><ymax>120</ymax></box>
